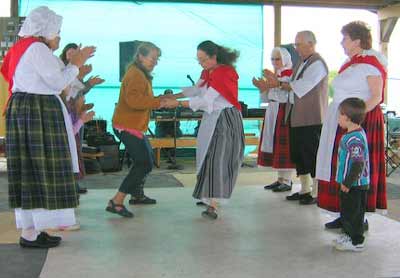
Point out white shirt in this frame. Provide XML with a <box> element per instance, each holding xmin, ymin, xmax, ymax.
<box><xmin>290</xmin><ymin>60</ymin><xmax>328</xmax><ymax>99</ymax></box>
<box><xmin>316</xmin><ymin>63</ymin><xmax>381</xmax><ymax>181</ymax></box>
<box><xmin>13</xmin><ymin>42</ymin><xmax>78</xmax><ymax>93</ymax></box>
<box><xmin>182</xmin><ymin>79</ymin><xmax>233</xmax><ymax>114</ymax></box>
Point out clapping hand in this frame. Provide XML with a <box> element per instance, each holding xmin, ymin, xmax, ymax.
<box><xmin>80</xmin><ymin>110</ymin><xmax>95</xmax><ymax>124</ymax></box>
<box><xmin>70</xmin><ymin>45</ymin><xmax>96</xmax><ymax>68</ymax></box>
<box><xmin>252</xmin><ymin>77</ymin><xmax>268</xmax><ymax>92</ymax></box>
<box><xmin>78</xmin><ymin>64</ymin><xmax>92</xmax><ymax>80</ymax></box>
<box><xmin>87</xmin><ymin>75</ymin><xmax>105</xmax><ymax>87</ymax></box>
<box><xmin>263</xmin><ymin>69</ymin><xmax>279</xmax><ymax>88</ymax></box>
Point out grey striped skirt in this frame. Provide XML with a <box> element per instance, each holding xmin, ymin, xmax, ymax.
<box><xmin>6</xmin><ymin>93</ymin><xmax>78</xmax><ymax>210</ymax></box>
<box><xmin>193</xmin><ymin>107</ymin><xmax>245</xmax><ymax>200</ymax></box>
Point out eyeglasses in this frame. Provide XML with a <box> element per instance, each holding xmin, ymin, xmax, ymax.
<box><xmin>197</xmin><ymin>56</ymin><xmax>210</xmax><ymax>64</ymax></box>
<box><xmin>270</xmin><ymin>57</ymin><xmax>281</xmax><ymax>61</ymax></box>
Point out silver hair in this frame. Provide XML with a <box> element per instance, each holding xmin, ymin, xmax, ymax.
<box><xmin>297</xmin><ymin>31</ymin><xmax>317</xmax><ymax>45</ymax></box>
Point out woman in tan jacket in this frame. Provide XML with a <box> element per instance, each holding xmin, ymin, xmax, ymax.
<box><xmin>106</xmin><ymin>41</ymin><xmax>174</xmax><ymax>218</ymax></box>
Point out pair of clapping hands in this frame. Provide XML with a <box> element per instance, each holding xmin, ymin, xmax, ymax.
<box><xmin>252</xmin><ymin>69</ymin><xmax>280</xmax><ymax>92</ymax></box>
<box><xmin>70</xmin><ymin>45</ymin><xmax>105</xmax><ymax>87</ymax></box>
<box><xmin>78</xmin><ymin>64</ymin><xmax>105</xmax><ymax>87</ymax></box>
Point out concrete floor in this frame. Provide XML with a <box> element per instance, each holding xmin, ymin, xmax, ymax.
<box><xmin>37</xmin><ymin>186</ymin><xmax>400</xmax><ymax>278</ymax></box>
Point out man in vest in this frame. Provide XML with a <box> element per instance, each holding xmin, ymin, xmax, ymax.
<box><xmin>264</xmin><ymin>31</ymin><xmax>328</xmax><ymax>205</ymax></box>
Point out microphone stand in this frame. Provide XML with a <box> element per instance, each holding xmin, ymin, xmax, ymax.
<box><xmin>167</xmin><ymin>106</ymin><xmax>183</xmax><ymax>170</ymax></box>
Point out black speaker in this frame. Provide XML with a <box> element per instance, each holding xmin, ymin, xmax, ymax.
<box><xmin>119</xmin><ymin>40</ymin><xmax>144</xmax><ymax>81</ymax></box>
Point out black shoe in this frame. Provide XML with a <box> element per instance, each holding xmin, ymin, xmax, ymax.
<box><xmin>286</xmin><ymin>192</ymin><xmax>307</xmax><ymax>201</ymax></box>
<box><xmin>39</xmin><ymin>232</ymin><xmax>62</xmax><ymax>243</ymax></box>
<box><xmin>264</xmin><ymin>181</ymin><xmax>281</xmax><ymax>190</ymax></box>
<box><xmin>78</xmin><ymin>187</ymin><xmax>88</xmax><ymax>194</ymax></box>
<box><xmin>325</xmin><ymin>217</ymin><xmax>342</xmax><ymax>229</ymax></box>
<box><xmin>129</xmin><ymin>195</ymin><xmax>157</xmax><ymax>205</ymax></box>
<box><xmin>201</xmin><ymin>206</ymin><xmax>218</xmax><ymax>220</ymax></box>
<box><xmin>299</xmin><ymin>193</ymin><xmax>317</xmax><ymax>205</ymax></box>
<box><xmin>272</xmin><ymin>183</ymin><xmax>292</xmax><ymax>192</ymax></box>
<box><xmin>106</xmin><ymin>200</ymin><xmax>134</xmax><ymax>218</ymax></box>
<box><xmin>20</xmin><ymin>235</ymin><xmax>60</xmax><ymax>248</ymax></box>
<box><xmin>196</xmin><ymin>201</ymin><xmax>207</xmax><ymax>206</ymax></box>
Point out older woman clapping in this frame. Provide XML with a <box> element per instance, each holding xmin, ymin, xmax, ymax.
<box><xmin>252</xmin><ymin>47</ymin><xmax>296</xmax><ymax>193</ymax></box>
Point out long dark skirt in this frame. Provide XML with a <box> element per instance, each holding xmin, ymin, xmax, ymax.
<box><xmin>6</xmin><ymin>93</ymin><xmax>78</xmax><ymax>210</ymax></box>
<box><xmin>193</xmin><ymin>107</ymin><xmax>245</xmax><ymax>200</ymax></box>
<box><xmin>258</xmin><ymin>103</ymin><xmax>295</xmax><ymax>169</ymax></box>
<box><xmin>318</xmin><ymin>106</ymin><xmax>387</xmax><ymax>212</ymax></box>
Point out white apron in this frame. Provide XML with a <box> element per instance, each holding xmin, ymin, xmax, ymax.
<box><xmin>316</xmin><ymin>66</ymin><xmax>372</xmax><ymax>181</ymax></box>
<box><xmin>196</xmin><ymin>110</ymin><xmax>222</xmax><ymax>174</ymax></box>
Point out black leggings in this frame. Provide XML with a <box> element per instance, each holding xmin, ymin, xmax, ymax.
<box><xmin>114</xmin><ymin>129</ymin><xmax>154</xmax><ymax>197</ymax></box>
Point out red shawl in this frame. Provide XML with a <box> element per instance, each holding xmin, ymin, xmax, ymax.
<box><xmin>338</xmin><ymin>54</ymin><xmax>387</xmax><ymax>103</ymax></box>
<box><xmin>200</xmin><ymin>65</ymin><xmax>241</xmax><ymax>111</ymax></box>
<box><xmin>1</xmin><ymin>37</ymin><xmax>40</xmax><ymax>97</ymax></box>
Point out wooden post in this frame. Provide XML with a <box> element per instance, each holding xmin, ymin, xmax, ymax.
<box><xmin>274</xmin><ymin>1</ymin><xmax>282</xmax><ymax>47</ymax></box>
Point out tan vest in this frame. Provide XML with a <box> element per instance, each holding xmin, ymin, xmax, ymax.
<box><xmin>287</xmin><ymin>53</ymin><xmax>328</xmax><ymax>127</ymax></box>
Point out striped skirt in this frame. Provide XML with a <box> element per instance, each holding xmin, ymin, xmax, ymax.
<box><xmin>318</xmin><ymin>106</ymin><xmax>387</xmax><ymax>212</ymax></box>
<box><xmin>6</xmin><ymin>93</ymin><xmax>78</xmax><ymax>210</ymax></box>
<box><xmin>257</xmin><ymin>103</ymin><xmax>295</xmax><ymax>169</ymax></box>
<box><xmin>193</xmin><ymin>107</ymin><xmax>245</xmax><ymax>200</ymax></box>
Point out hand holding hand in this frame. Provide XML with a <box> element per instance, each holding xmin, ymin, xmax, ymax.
<box><xmin>252</xmin><ymin>77</ymin><xmax>268</xmax><ymax>92</ymax></box>
<box><xmin>160</xmin><ymin>98</ymin><xmax>179</xmax><ymax>109</ymax></box>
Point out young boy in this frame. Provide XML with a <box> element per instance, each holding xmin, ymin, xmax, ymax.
<box><xmin>333</xmin><ymin>98</ymin><xmax>369</xmax><ymax>252</ymax></box>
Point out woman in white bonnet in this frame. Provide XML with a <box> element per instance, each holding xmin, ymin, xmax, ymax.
<box><xmin>252</xmin><ymin>47</ymin><xmax>295</xmax><ymax>192</ymax></box>
<box><xmin>0</xmin><ymin>6</ymin><xmax>95</xmax><ymax>248</ymax></box>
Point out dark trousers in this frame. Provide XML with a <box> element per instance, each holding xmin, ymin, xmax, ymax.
<box><xmin>340</xmin><ymin>188</ymin><xmax>367</xmax><ymax>245</ymax></box>
<box><xmin>114</xmin><ymin>129</ymin><xmax>154</xmax><ymax>198</ymax></box>
<box><xmin>289</xmin><ymin>125</ymin><xmax>322</xmax><ymax>177</ymax></box>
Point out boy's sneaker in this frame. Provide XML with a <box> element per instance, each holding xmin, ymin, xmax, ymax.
<box><xmin>332</xmin><ymin>234</ymin><xmax>350</xmax><ymax>246</ymax></box>
<box><xmin>335</xmin><ymin>236</ymin><xmax>365</xmax><ymax>252</ymax></box>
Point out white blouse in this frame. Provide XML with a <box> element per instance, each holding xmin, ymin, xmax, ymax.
<box><xmin>12</xmin><ymin>42</ymin><xmax>78</xmax><ymax>94</ymax></box>
<box><xmin>331</xmin><ymin>64</ymin><xmax>380</xmax><ymax>103</ymax></box>
<box><xmin>290</xmin><ymin>60</ymin><xmax>328</xmax><ymax>99</ymax></box>
<box><xmin>182</xmin><ymin>79</ymin><xmax>233</xmax><ymax>114</ymax></box>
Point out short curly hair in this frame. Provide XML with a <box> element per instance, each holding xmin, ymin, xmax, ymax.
<box><xmin>341</xmin><ymin>21</ymin><xmax>372</xmax><ymax>50</ymax></box>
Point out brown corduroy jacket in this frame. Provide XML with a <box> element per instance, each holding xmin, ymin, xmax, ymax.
<box><xmin>112</xmin><ymin>65</ymin><xmax>161</xmax><ymax>132</ymax></box>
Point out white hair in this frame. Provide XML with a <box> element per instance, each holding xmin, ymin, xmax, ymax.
<box><xmin>297</xmin><ymin>31</ymin><xmax>317</xmax><ymax>45</ymax></box>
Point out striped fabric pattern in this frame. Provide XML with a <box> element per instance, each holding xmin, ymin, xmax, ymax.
<box><xmin>6</xmin><ymin>93</ymin><xmax>78</xmax><ymax>210</ymax></box>
<box><xmin>258</xmin><ymin>104</ymin><xmax>295</xmax><ymax>169</ymax></box>
<box><xmin>318</xmin><ymin>106</ymin><xmax>387</xmax><ymax>212</ymax></box>
<box><xmin>193</xmin><ymin>107</ymin><xmax>245</xmax><ymax>200</ymax></box>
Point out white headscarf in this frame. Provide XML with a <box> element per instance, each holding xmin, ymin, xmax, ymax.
<box><xmin>271</xmin><ymin>47</ymin><xmax>292</xmax><ymax>72</ymax></box>
<box><xmin>19</xmin><ymin>6</ymin><xmax>62</xmax><ymax>40</ymax></box>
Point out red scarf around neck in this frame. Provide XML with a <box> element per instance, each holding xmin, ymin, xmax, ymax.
<box><xmin>1</xmin><ymin>37</ymin><xmax>40</xmax><ymax>98</ymax></box>
<box><xmin>338</xmin><ymin>54</ymin><xmax>387</xmax><ymax>103</ymax></box>
<box><xmin>199</xmin><ymin>65</ymin><xmax>241</xmax><ymax>111</ymax></box>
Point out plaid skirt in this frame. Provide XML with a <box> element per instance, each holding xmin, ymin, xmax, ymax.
<box><xmin>318</xmin><ymin>106</ymin><xmax>387</xmax><ymax>212</ymax></box>
<box><xmin>6</xmin><ymin>93</ymin><xmax>78</xmax><ymax>210</ymax></box>
<box><xmin>258</xmin><ymin>104</ymin><xmax>295</xmax><ymax>169</ymax></box>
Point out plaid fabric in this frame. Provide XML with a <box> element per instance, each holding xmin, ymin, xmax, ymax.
<box><xmin>318</xmin><ymin>106</ymin><xmax>387</xmax><ymax>212</ymax></box>
<box><xmin>6</xmin><ymin>93</ymin><xmax>79</xmax><ymax>210</ymax></box>
<box><xmin>258</xmin><ymin>104</ymin><xmax>295</xmax><ymax>169</ymax></box>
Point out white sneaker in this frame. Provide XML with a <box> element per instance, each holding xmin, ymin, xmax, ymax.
<box><xmin>335</xmin><ymin>237</ymin><xmax>365</xmax><ymax>252</ymax></box>
<box><xmin>332</xmin><ymin>234</ymin><xmax>350</xmax><ymax>246</ymax></box>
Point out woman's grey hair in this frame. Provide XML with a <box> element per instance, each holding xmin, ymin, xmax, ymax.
<box><xmin>297</xmin><ymin>30</ymin><xmax>317</xmax><ymax>45</ymax></box>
